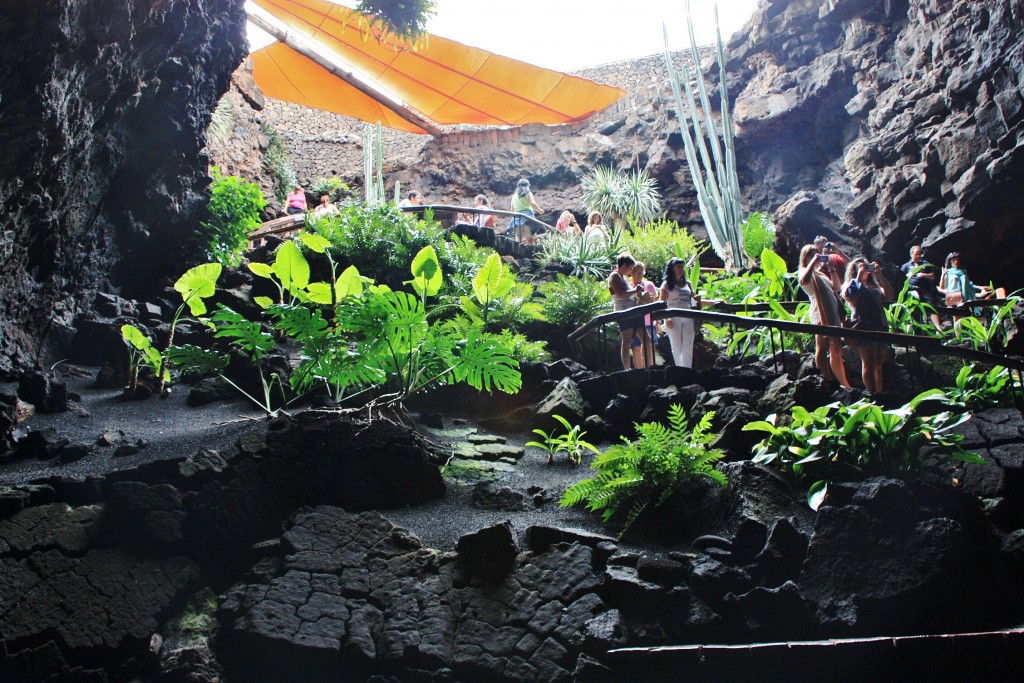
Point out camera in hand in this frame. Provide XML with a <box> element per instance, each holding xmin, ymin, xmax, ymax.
<box><xmin>864</xmin><ymin>263</ymin><xmax>875</xmax><ymax>273</ymax></box>
<box><xmin>818</xmin><ymin>254</ymin><xmax>830</xmax><ymax>264</ymax></box>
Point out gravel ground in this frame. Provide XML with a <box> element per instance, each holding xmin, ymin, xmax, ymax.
<box><xmin>2</xmin><ymin>366</ymin><xmax>657</xmax><ymax>553</ymax></box>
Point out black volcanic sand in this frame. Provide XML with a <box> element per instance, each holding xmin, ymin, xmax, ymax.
<box><xmin>2</xmin><ymin>366</ymin><xmax>649</xmax><ymax>552</ymax></box>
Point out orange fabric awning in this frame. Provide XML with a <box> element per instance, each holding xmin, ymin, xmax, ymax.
<box><xmin>251</xmin><ymin>42</ymin><xmax>428</xmax><ymax>133</ymax></box>
<box><xmin>249</xmin><ymin>0</ymin><xmax>625</xmax><ymax>132</ymax></box>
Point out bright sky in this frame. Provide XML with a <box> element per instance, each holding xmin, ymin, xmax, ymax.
<box><xmin>247</xmin><ymin>1</ymin><xmax>760</xmax><ymax>73</ymax></box>
<box><xmin>426</xmin><ymin>1</ymin><xmax>760</xmax><ymax>72</ymax></box>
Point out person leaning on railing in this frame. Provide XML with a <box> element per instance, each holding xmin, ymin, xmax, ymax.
<box><xmin>609</xmin><ymin>253</ymin><xmax>644</xmax><ymax>371</ymax></box>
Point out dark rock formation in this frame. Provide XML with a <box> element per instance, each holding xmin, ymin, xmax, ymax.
<box><xmin>0</xmin><ymin>0</ymin><xmax>247</xmax><ymax>375</ymax></box>
<box><xmin>728</xmin><ymin>0</ymin><xmax>1024</xmax><ymax>286</ymax></box>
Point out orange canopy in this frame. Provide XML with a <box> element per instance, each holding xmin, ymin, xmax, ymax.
<box><xmin>251</xmin><ymin>42</ymin><xmax>429</xmax><ymax>133</ymax></box>
<box><xmin>249</xmin><ymin>0</ymin><xmax>625</xmax><ymax>133</ymax></box>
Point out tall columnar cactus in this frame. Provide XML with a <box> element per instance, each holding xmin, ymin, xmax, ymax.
<box><xmin>663</xmin><ymin>1</ymin><xmax>746</xmax><ymax>271</ymax></box>
<box><xmin>362</xmin><ymin>123</ymin><xmax>386</xmax><ymax>205</ymax></box>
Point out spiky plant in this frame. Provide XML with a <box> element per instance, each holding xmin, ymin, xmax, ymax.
<box><xmin>206</xmin><ymin>98</ymin><xmax>236</xmax><ymax>147</ymax></box>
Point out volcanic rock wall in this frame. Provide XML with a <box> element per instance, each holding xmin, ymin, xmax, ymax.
<box><xmin>0</xmin><ymin>0</ymin><xmax>247</xmax><ymax>376</ymax></box>
<box><xmin>727</xmin><ymin>0</ymin><xmax>1024</xmax><ymax>285</ymax></box>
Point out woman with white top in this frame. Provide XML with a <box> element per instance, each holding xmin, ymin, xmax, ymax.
<box><xmin>660</xmin><ymin>257</ymin><xmax>699</xmax><ymax>368</ymax></box>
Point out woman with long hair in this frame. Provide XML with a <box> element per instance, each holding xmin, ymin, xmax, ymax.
<box><xmin>660</xmin><ymin>257</ymin><xmax>698</xmax><ymax>368</ymax></box>
<box><xmin>842</xmin><ymin>258</ymin><xmax>893</xmax><ymax>393</ymax></box>
<box><xmin>798</xmin><ymin>244</ymin><xmax>850</xmax><ymax>387</ymax></box>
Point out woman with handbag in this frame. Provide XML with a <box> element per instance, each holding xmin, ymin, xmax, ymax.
<box><xmin>842</xmin><ymin>259</ymin><xmax>893</xmax><ymax>394</ymax></box>
<box><xmin>660</xmin><ymin>257</ymin><xmax>699</xmax><ymax>368</ymax></box>
<box><xmin>798</xmin><ymin>244</ymin><xmax>851</xmax><ymax>387</ymax></box>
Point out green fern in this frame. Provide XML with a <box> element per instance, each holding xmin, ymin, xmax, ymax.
<box><xmin>560</xmin><ymin>404</ymin><xmax>728</xmax><ymax>535</ymax></box>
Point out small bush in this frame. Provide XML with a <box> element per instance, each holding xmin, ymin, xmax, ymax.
<box><xmin>305</xmin><ymin>203</ymin><xmax>444</xmax><ymax>287</ymax></box>
<box><xmin>200</xmin><ymin>168</ymin><xmax>265</xmax><ymax>267</ymax></box>
<box><xmin>744</xmin><ymin>389</ymin><xmax>983</xmax><ymax>507</ymax></box>
<box><xmin>539</xmin><ymin>274</ymin><xmax>610</xmax><ymax>329</ymax></box>
<box><xmin>742</xmin><ymin>212</ymin><xmax>775</xmax><ymax>263</ymax></box>
<box><xmin>561</xmin><ymin>405</ymin><xmax>727</xmax><ymax>534</ymax></box>
<box><xmin>623</xmin><ymin>216</ymin><xmax>708</xmax><ymax>281</ymax></box>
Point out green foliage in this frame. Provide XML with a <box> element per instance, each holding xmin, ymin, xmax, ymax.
<box><xmin>354</xmin><ymin>0</ymin><xmax>436</xmax><ymax>43</ymax></box>
<box><xmin>945</xmin><ymin>364</ymin><xmax>1018</xmax><ymax>412</ymax></box>
<box><xmin>581</xmin><ymin>165</ymin><xmax>661</xmax><ymax>227</ymax></box>
<box><xmin>950</xmin><ymin>297</ymin><xmax>1020</xmax><ymax>352</ymax></box>
<box><xmin>561</xmin><ymin>405</ymin><xmax>727</xmax><ymax>535</ymax></box>
<box><xmin>744</xmin><ymin>389</ymin><xmax>984</xmax><ymax>507</ymax></box>
<box><xmin>489</xmin><ymin>330</ymin><xmax>549</xmax><ymax>364</ymax></box>
<box><xmin>436</xmin><ymin>233</ymin><xmax>494</xmax><ymax>301</ymax></box>
<box><xmin>312</xmin><ymin>176</ymin><xmax>349</xmax><ymax>202</ymax></box>
<box><xmin>716</xmin><ymin>300</ymin><xmax>813</xmax><ymax>358</ymax></box>
<box><xmin>305</xmin><ymin>202</ymin><xmax>443</xmax><ymax>287</ymax></box>
<box><xmin>742</xmin><ymin>212</ymin><xmax>775</xmax><ymax>262</ymax></box>
<box><xmin>176</xmin><ymin>244</ymin><xmax>522</xmax><ymax>411</ymax></box>
<box><xmin>534</xmin><ymin>230</ymin><xmax>621</xmax><ymax>279</ymax></box>
<box><xmin>622</xmin><ymin>217</ymin><xmax>708</xmax><ymax>281</ymax></box>
<box><xmin>262</xmin><ymin>125</ymin><xmax>296</xmax><ymax>202</ymax></box>
<box><xmin>122</xmin><ymin>263</ymin><xmax>222</xmax><ymax>395</ymax></box>
<box><xmin>539</xmin><ymin>274</ymin><xmax>611</xmax><ymax>329</ymax></box>
<box><xmin>663</xmin><ymin>0</ymin><xmax>745</xmax><ymax>270</ymax></box>
<box><xmin>201</xmin><ymin>169</ymin><xmax>266</xmax><ymax>267</ymax></box>
<box><xmin>885</xmin><ymin>280</ymin><xmax>944</xmax><ymax>336</ymax></box>
<box><xmin>527</xmin><ymin>415</ymin><xmax>600</xmax><ymax>465</ymax></box>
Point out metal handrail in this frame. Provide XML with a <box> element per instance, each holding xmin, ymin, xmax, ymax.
<box><xmin>569</xmin><ymin>301</ymin><xmax>1024</xmax><ymax>372</ymax></box>
<box><xmin>400</xmin><ymin>204</ymin><xmax>556</xmax><ymax>234</ymax></box>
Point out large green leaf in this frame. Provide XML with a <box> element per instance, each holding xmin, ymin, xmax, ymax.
<box><xmin>165</xmin><ymin>344</ymin><xmax>230</xmax><ymax>375</ymax></box>
<box><xmin>174</xmin><ymin>263</ymin><xmax>222</xmax><ymax>316</ymax></box>
<box><xmin>451</xmin><ymin>330</ymin><xmax>521</xmax><ymax>394</ymax></box>
<box><xmin>121</xmin><ymin>324</ymin><xmax>161</xmax><ymax>369</ymax></box>
<box><xmin>208</xmin><ymin>306</ymin><xmax>275</xmax><ymax>359</ymax></box>
<box><xmin>409</xmin><ymin>245</ymin><xmax>442</xmax><ymax>298</ymax></box>
<box><xmin>274</xmin><ymin>240</ymin><xmax>310</xmax><ymax>295</ymax></box>
<box><xmin>471</xmin><ymin>253</ymin><xmax>514</xmax><ymax>305</ymax></box>
<box><xmin>248</xmin><ymin>262</ymin><xmax>275</xmax><ymax>279</ymax></box>
<box><xmin>299</xmin><ymin>232</ymin><xmax>332</xmax><ymax>253</ymax></box>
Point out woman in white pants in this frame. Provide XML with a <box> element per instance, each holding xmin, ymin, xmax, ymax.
<box><xmin>660</xmin><ymin>258</ymin><xmax>697</xmax><ymax>368</ymax></box>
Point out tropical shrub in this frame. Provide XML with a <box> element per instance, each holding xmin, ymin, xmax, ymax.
<box><xmin>457</xmin><ymin>252</ymin><xmax>544</xmax><ymax>333</ymax></box>
<box><xmin>534</xmin><ymin>228</ymin><xmax>624</xmax><ymax>279</ymax></box>
<box><xmin>171</xmin><ymin>244</ymin><xmax>521</xmax><ymax>413</ymax></box>
<box><xmin>950</xmin><ymin>296</ymin><xmax>1021</xmax><ymax>352</ymax></box>
<box><xmin>622</xmin><ymin>216</ymin><xmax>708</xmax><ymax>282</ymax></box>
<box><xmin>312</xmin><ymin>176</ymin><xmax>349</xmax><ymax>202</ymax></box>
<box><xmin>539</xmin><ymin>274</ymin><xmax>610</xmax><ymax>329</ymax></box>
<box><xmin>305</xmin><ymin>202</ymin><xmax>444</xmax><ymax>288</ymax></box>
<box><xmin>561</xmin><ymin>405</ymin><xmax>727</xmax><ymax>534</ymax></box>
<box><xmin>122</xmin><ymin>263</ymin><xmax>222</xmax><ymax>396</ymax></box>
<box><xmin>206</xmin><ymin>98</ymin><xmax>236</xmax><ymax>147</ymax></box>
<box><xmin>885</xmin><ymin>279</ymin><xmax>946</xmax><ymax>336</ymax></box>
<box><xmin>945</xmin><ymin>364</ymin><xmax>1018</xmax><ymax>412</ymax></box>
<box><xmin>744</xmin><ymin>389</ymin><xmax>983</xmax><ymax>508</ymax></box>
<box><xmin>200</xmin><ymin>169</ymin><xmax>266</xmax><ymax>267</ymax></box>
